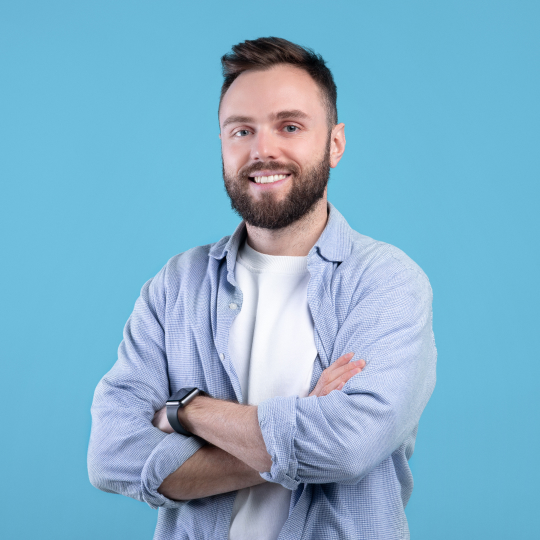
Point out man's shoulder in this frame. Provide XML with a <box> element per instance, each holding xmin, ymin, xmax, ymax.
<box><xmin>167</xmin><ymin>243</ymin><xmax>217</xmax><ymax>270</ymax></box>
<box><xmin>348</xmin><ymin>229</ymin><xmax>427</xmax><ymax>279</ymax></box>
<box><xmin>323</xmin><ymin>204</ymin><xmax>429</xmax><ymax>286</ymax></box>
<box><xmin>324</xmin><ymin>227</ymin><xmax>433</xmax><ymax>320</ymax></box>
<box><xmin>333</xmin><ymin>227</ymin><xmax>432</xmax><ymax>303</ymax></box>
<box><xmin>160</xmin><ymin>238</ymin><xmax>229</xmax><ymax>282</ymax></box>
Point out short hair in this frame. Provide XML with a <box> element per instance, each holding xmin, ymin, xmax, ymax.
<box><xmin>219</xmin><ymin>37</ymin><xmax>338</xmax><ymax>128</ymax></box>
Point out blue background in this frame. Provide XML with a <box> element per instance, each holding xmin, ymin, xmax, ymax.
<box><xmin>1</xmin><ymin>1</ymin><xmax>538</xmax><ymax>538</ymax></box>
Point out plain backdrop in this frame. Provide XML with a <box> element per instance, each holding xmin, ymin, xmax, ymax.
<box><xmin>1</xmin><ymin>1</ymin><xmax>538</xmax><ymax>538</ymax></box>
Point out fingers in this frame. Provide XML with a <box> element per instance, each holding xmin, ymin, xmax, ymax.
<box><xmin>309</xmin><ymin>353</ymin><xmax>366</xmax><ymax>397</ymax></box>
<box><xmin>152</xmin><ymin>406</ymin><xmax>174</xmax><ymax>433</ymax></box>
<box><xmin>327</xmin><ymin>358</ymin><xmax>366</xmax><ymax>383</ymax></box>
<box><xmin>332</xmin><ymin>352</ymin><xmax>355</xmax><ymax>368</ymax></box>
<box><xmin>321</xmin><ymin>364</ymin><xmax>362</xmax><ymax>395</ymax></box>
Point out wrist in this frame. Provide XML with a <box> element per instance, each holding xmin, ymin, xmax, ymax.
<box><xmin>166</xmin><ymin>387</ymin><xmax>206</xmax><ymax>436</ymax></box>
<box><xmin>177</xmin><ymin>394</ymin><xmax>207</xmax><ymax>435</ymax></box>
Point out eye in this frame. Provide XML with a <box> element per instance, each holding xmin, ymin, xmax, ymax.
<box><xmin>284</xmin><ymin>125</ymin><xmax>299</xmax><ymax>133</ymax></box>
<box><xmin>234</xmin><ymin>129</ymin><xmax>250</xmax><ymax>137</ymax></box>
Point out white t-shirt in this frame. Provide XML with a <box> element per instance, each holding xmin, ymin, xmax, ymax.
<box><xmin>228</xmin><ymin>240</ymin><xmax>318</xmax><ymax>540</ymax></box>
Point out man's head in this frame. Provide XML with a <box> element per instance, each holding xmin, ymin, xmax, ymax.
<box><xmin>219</xmin><ymin>37</ymin><xmax>338</xmax><ymax>129</ymax></box>
<box><xmin>218</xmin><ymin>37</ymin><xmax>345</xmax><ymax>230</ymax></box>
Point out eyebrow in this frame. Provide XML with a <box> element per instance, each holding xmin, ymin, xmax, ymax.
<box><xmin>221</xmin><ymin>109</ymin><xmax>310</xmax><ymax>129</ymax></box>
<box><xmin>271</xmin><ymin>109</ymin><xmax>309</xmax><ymax>121</ymax></box>
<box><xmin>222</xmin><ymin>115</ymin><xmax>253</xmax><ymax>129</ymax></box>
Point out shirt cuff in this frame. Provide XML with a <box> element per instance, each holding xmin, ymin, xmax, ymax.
<box><xmin>257</xmin><ymin>395</ymin><xmax>300</xmax><ymax>490</ymax></box>
<box><xmin>140</xmin><ymin>432</ymin><xmax>206</xmax><ymax>509</ymax></box>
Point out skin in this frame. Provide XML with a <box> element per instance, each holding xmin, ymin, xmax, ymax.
<box><xmin>156</xmin><ymin>64</ymin><xmax>363</xmax><ymax>501</ymax></box>
<box><xmin>220</xmin><ymin>64</ymin><xmax>346</xmax><ymax>256</ymax></box>
<box><xmin>155</xmin><ymin>353</ymin><xmax>364</xmax><ymax>500</ymax></box>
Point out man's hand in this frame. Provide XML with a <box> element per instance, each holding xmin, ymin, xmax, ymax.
<box><xmin>152</xmin><ymin>405</ymin><xmax>174</xmax><ymax>433</ymax></box>
<box><xmin>309</xmin><ymin>352</ymin><xmax>365</xmax><ymax>397</ymax></box>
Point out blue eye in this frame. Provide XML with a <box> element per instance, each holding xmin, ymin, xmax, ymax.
<box><xmin>284</xmin><ymin>125</ymin><xmax>298</xmax><ymax>133</ymax></box>
<box><xmin>234</xmin><ymin>130</ymin><xmax>250</xmax><ymax>137</ymax></box>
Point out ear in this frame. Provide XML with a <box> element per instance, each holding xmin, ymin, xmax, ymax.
<box><xmin>329</xmin><ymin>123</ymin><xmax>346</xmax><ymax>168</ymax></box>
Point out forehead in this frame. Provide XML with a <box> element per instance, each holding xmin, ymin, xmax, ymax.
<box><xmin>219</xmin><ymin>64</ymin><xmax>326</xmax><ymax>125</ymax></box>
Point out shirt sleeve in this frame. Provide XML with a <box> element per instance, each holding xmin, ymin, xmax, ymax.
<box><xmin>87</xmin><ymin>268</ymin><xmax>206</xmax><ymax>509</ymax></box>
<box><xmin>257</xmin><ymin>266</ymin><xmax>437</xmax><ymax>490</ymax></box>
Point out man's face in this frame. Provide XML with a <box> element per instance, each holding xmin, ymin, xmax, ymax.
<box><xmin>219</xmin><ymin>64</ymin><xmax>336</xmax><ymax>229</ymax></box>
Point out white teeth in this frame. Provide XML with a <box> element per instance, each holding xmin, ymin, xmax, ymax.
<box><xmin>254</xmin><ymin>174</ymin><xmax>287</xmax><ymax>184</ymax></box>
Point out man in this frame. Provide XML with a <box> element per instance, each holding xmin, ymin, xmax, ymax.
<box><xmin>88</xmin><ymin>37</ymin><xmax>436</xmax><ymax>539</ymax></box>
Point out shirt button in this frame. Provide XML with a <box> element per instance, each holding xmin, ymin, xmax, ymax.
<box><xmin>219</xmin><ymin>353</ymin><xmax>225</xmax><ymax>361</ymax></box>
<box><xmin>229</xmin><ymin>303</ymin><xmax>238</xmax><ymax>310</ymax></box>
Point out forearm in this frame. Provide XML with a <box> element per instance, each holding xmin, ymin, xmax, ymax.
<box><xmin>158</xmin><ymin>444</ymin><xmax>265</xmax><ymax>500</ymax></box>
<box><xmin>172</xmin><ymin>354</ymin><xmax>365</xmax><ymax>474</ymax></box>
<box><xmin>179</xmin><ymin>396</ymin><xmax>272</xmax><ymax>472</ymax></box>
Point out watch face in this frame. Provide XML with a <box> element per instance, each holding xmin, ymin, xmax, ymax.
<box><xmin>179</xmin><ymin>388</ymin><xmax>199</xmax><ymax>406</ymax></box>
<box><xmin>169</xmin><ymin>387</ymin><xmax>197</xmax><ymax>403</ymax></box>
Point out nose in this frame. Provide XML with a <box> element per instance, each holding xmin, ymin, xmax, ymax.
<box><xmin>250</xmin><ymin>129</ymin><xmax>281</xmax><ymax>161</ymax></box>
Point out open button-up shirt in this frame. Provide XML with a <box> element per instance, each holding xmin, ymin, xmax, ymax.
<box><xmin>88</xmin><ymin>203</ymin><xmax>437</xmax><ymax>540</ymax></box>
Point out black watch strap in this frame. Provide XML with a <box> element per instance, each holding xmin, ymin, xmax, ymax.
<box><xmin>166</xmin><ymin>387</ymin><xmax>204</xmax><ymax>436</ymax></box>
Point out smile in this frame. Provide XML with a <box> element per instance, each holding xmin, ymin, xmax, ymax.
<box><xmin>249</xmin><ymin>174</ymin><xmax>290</xmax><ymax>184</ymax></box>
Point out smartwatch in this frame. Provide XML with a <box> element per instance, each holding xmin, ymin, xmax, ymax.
<box><xmin>166</xmin><ymin>387</ymin><xmax>205</xmax><ymax>436</ymax></box>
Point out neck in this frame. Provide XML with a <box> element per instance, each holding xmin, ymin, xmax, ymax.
<box><xmin>245</xmin><ymin>196</ymin><xmax>329</xmax><ymax>256</ymax></box>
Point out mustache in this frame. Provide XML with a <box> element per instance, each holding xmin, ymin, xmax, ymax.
<box><xmin>238</xmin><ymin>161</ymin><xmax>300</xmax><ymax>179</ymax></box>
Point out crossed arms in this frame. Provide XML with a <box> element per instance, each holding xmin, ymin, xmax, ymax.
<box><xmin>88</xmin><ymin>262</ymin><xmax>436</xmax><ymax>508</ymax></box>
<box><xmin>152</xmin><ymin>353</ymin><xmax>365</xmax><ymax>500</ymax></box>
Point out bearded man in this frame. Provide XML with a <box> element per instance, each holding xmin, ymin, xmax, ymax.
<box><xmin>88</xmin><ymin>37</ymin><xmax>436</xmax><ymax>540</ymax></box>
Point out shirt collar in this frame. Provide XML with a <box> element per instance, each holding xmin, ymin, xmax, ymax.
<box><xmin>310</xmin><ymin>202</ymin><xmax>353</xmax><ymax>263</ymax></box>
<box><xmin>208</xmin><ymin>201</ymin><xmax>353</xmax><ymax>264</ymax></box>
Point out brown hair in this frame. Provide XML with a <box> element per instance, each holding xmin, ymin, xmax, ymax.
<box><xmin>220</xmin><ymin>37</ymin><xmax>338</xmax><ymax>127</ymax></box>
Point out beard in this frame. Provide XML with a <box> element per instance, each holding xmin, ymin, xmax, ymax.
<box><xmin>222</xmin><ymin>141</ymin><xmax>331</xmax><ymax>230</ymax></box>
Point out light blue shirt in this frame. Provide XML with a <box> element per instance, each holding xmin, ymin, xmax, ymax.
<box><xmin>88</xmin><ymin>202</ymin><xmax>437</xmax><ymax>539</ymax></box>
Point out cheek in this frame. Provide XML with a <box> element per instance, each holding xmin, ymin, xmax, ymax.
<box><xmin>222</xmin><ymin>142</ymin><xmax>250</xmax><ymax>172</ymax></box>
<box><xmin>283</xmin><ymin>135</ymin><xmax>325</xmax><ymax>165</ymax></box>
<box><xmin>285</xmin><ymin>147</ymin><xmax>316</xmax><ymax>169</ymax></box>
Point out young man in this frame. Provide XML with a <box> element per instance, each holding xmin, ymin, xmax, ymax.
<box><xmin>88</xmin><ymin>37</ymin><xmax>437</xmax><ymax>540</ymax></box>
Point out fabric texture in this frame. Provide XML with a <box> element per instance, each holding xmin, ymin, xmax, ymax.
<box><xmin>228</xmin><ymin>239</ymin><xmax>317</xmax><ymax>540</ymax></box>
<box><xmin>88</xmin><ymin>202</ymin><xmax>437</xmax><ymax>540</ymax></box>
